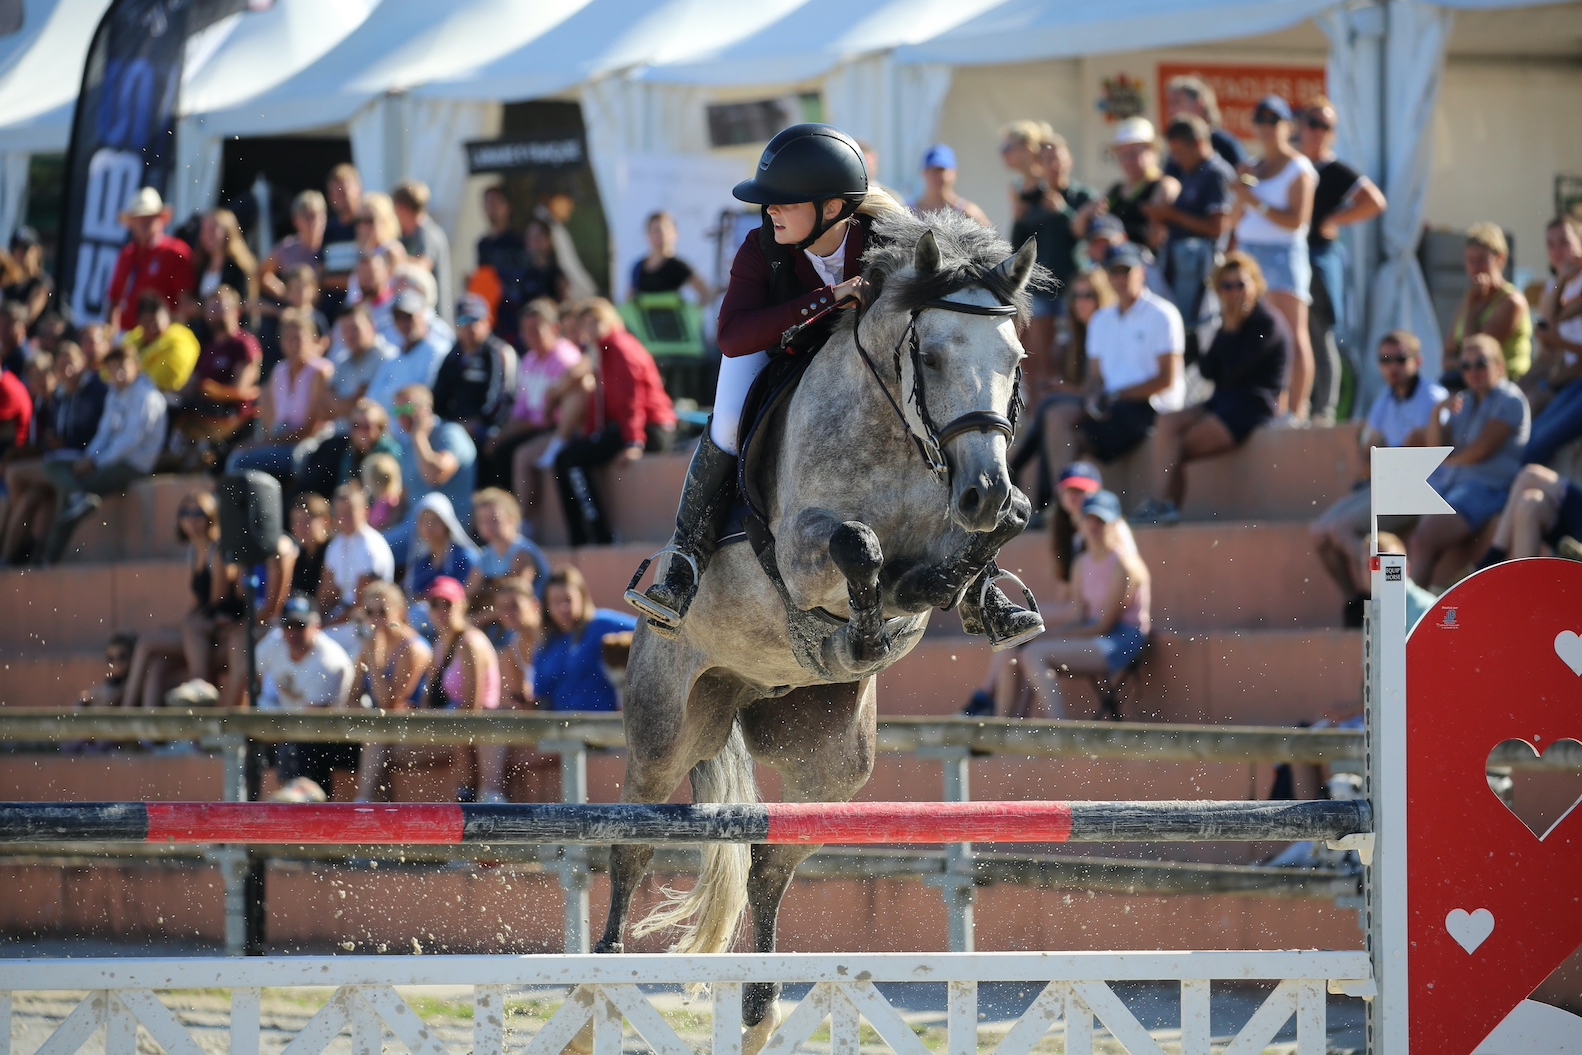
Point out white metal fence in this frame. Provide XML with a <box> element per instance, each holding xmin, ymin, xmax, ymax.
<box><xmin>0</xmin><ymin>952</ymin><xmax>1375</xmax><ymax>1055</ymax></box>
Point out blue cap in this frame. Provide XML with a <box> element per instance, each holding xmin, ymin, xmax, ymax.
<box><xmin>281</xmin><ymin>595</ymin><xmax>319</xmax><ymax>627</ymax></box>
<box><xmin>457</xmin><ymin>293</ymin><xmax>492</xmax><ymax>326</ymax></box>
<box><xmin>1088</xmin><ymin>214</ymin><xmax>1125</xmax><ymax>241</ymax></box>
<box><xmin>1254</xmin><ymin>95</ymin><xmax>1292</xmax><ymax>123</ymax></box>
<box><xmin>1104</xmin><ymin>243</ymin><xmax>1147</xmax><ymax>271</ymax></box>
<box><xmin>1081</xmin><ymin>490</ymin><xmax>1124</xmax><ymax>524</ymax></box>
<box><xmin>921</xmin><ymin>144</ymin><xmax>957</xmax><ymax>171</ymax></box>
<box><xmin>1056</xmin><ymin>461</ymin><xmax>1103</xmax><ymax>493</ymax></box>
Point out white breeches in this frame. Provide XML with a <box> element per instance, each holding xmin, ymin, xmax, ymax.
<box><xmin>709</xmin><ymin>350</ymin><xmax>770</xmax><ymax>455</ymax></box>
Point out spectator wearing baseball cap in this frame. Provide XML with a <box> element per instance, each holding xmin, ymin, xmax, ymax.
<box><xmin>962</xmin><ymin>463</ymin><xmax>1141</xmax><ymax>717</ymax></box>
<box><xmin>909</xmin><ymin>144</ymin><xmax>992</xmax><ymax>228</ymax></box>
<box><xmin>1076</xmin><ymin>118</ymin><xmax>1175</xmax><ymax>254</ymax></box>
<box><xmin>1042</xmin><ymin>243</ymin><xmax>1185</xmax><ymax>473</ymax></box>
<box><xmin>365</xmin><ymin>287</ymin><xmax>448</xmax><ymax>413</ymax></box>
<box><xmin>1013</xmin><ymin>488</ymin><xmax>1150</xmax><ymax>719</ymax></box>
<box><xmin>106</xmin><ymin>187</ymin><xmax>196</xmax><ymax>334</ymax></box>
<box><xmin>1232</xmin><ymin>94</ymin><xmax>1319</xmax><ymax>423</ymax></box>
<box><xmin>258</xmin><ymin>593</ymin><xmax>358</xmax><ymax>802</ymax></box>
<box><xmin>3</xmin><ymin>225</ymin><xmax>53</xmax><ymax>328</ymax></box>
<box><xmin>432</xmin><ymin>293</ymin><xmax>519</xmax><ymax>451</ymax></box>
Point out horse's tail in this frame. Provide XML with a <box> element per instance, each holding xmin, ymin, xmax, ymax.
<box><xmin>631</xmin><ymin>719</ymin><xmax>756</xmax><ymax>955</ymax></box>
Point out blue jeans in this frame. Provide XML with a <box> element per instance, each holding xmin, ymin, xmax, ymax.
<box><xmin>1309</xmin><ymin>241</ymin><xmax>1347</xmax><ymax>334</ymax></box>
<box><xmin>225</xmin><ymin>436</ymin><xmax>322</xmax><ymax>481</ymax></box>
<box><xmin>1526</xmin><ymin>381</ymin><xmax>1582</xmax><ymax>466</ymax></box>
<box><xmin>1165</xmin><ymin>237</ymin><xmax>1216</xmax><ymax>327</ymax></box>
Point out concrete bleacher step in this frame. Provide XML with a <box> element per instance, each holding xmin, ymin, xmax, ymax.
<box><xmin>0</xmin><ymin>559</ymin><xmax>191</xmax><ymax>652</ymax></box>
<box><xmin>2</xmin><ymin>627</ymin><xmax>1361</xmax><ymax>730</ymax></box>
<box><xmin>64</xmin><ymin>474</ymin><xmax>213</xmax><ymax>564</ymax></box>
<box><xmin>524</xmin><ymin>423</ymin><xmax>1365</xmax><ymax>547</ymax></box>
<box><xmin>19</xmin><ymin>425</ymin><xmax>1363</xmax><ymax>565</ymax></box>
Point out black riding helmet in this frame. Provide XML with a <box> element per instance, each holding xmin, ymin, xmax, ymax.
<box><xmin>734</xmin><ymin>123</ymin><xmax>869</xmax><ymax>250</ymax></box>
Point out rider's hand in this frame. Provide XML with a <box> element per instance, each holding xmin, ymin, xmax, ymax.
<box><xmin>832</xmin><ymin>276</ymin><xmax>869</xmax><ymax>309</ymax></box>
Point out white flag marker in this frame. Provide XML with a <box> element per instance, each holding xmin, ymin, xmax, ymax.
<box><xmin>1370</xmin><ymin>446</ymin><xmax>1456</xmax><ymax>557</ymax></box>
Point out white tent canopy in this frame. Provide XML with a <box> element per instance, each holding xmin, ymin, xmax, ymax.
<box><xmin>0</xmin><ymin>0</ymin><xmax>111</xmax><ymax>155</ymax></box>
<box><xmin>199</xmin><ymin>0</ymin><xmax>591</xmax><ymax>141</ymax></box>
<box><xmin>170</xmin><ymin>0</ymin><xmax>379</xmax><ymax>220</ymax></box>
<box><xmin>637</xmin><ymin>0</ymin><xmax>1005</xmax><ymax>88</ymax></box>
<box><xmin>893</xmin><ymin>0</ymin><xmax>1337</xmax><ymax>65</ymax></box>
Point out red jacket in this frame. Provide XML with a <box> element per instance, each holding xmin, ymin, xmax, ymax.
<box><xmin>592</xmin><ymin>328</ymin><xmax>676</xmax><ymax>447</ymax></box>
<box><xmin>107</xmin><ymin>235</ymin><xmax>196</xmax><ymax>332</ymax></box>
<box><xmin>717</xmin><ymin>220</ymin><xmax>869</xmax><ymax>358</ymax></box>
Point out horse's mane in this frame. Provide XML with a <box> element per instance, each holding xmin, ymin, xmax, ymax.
<box><xmin>859</xmin><ymin>208</ymin><xmax>1052</xmax><ymax>325</ymax></box>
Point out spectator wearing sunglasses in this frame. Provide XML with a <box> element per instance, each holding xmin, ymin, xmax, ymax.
<box><xmin>1232</xmin><ymin>96</ymin><xmax>1318</xmax><ymax>424</ymax></box>
<box><xmin>1309</xmin><ymin>331</ymin><xmax>1446</xmax><ymax>626</ymax></box>
<box><xmin>1133</xmin><ymin>253</ymin><xmax>1288</xmax><ymax>525</ymax></box>
<box><xmin>1409</xmin><ymin>334</ymin><xmax>1530</xmax><ymax>587</ymax></box>
<box><xmin>1298</xmin><ymin>97</ymin><xmax>1387</xmax><ymax>424</ymax></box>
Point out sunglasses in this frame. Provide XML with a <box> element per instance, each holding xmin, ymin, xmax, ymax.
<box><xmin>1253</xmin><ymin>113</ymin><xmax>1283</xmax><ymax>126</ymax></box>
<box><xmin>1217</xmin><ymin>280</ymin><xmax>1246</xmax><ymax>292</ymax></box>
<box><xmin>1378</xmin><ymin>354</ymin><xmax>1412</xmax><ymax>366</ymax></box>
<box><xmin>392</xmin><ymin>404</ymin><xmax>416</xmax><ymax>417</ymax></box>
<box><xmin>428</xmin><ymin>597</ymin><xmax>454</xmax><ymax>610</ymax></box>
<box><xmin>1071</xmin><ymin>290</ymin><xmax>1098</xmax><ymax>301</ymax></box>
<box><xmin>364</xmin><ymin>604</ymin><xmax>387</xmax><ymax>617</ymax></box>
<box><xmin>1460</xmin><ymin>358</ymin><xmax>1492</xmax><ymax>371</ymax></box>
<box><xmin>1304</xmin><ymin>117</ymin><xmax>1334</xmax><ymax>132</ymax></box>
<box><xmin>178</xmin><ymin>507</ymin><xmax>206</xmax><ymax>519</ymax></box>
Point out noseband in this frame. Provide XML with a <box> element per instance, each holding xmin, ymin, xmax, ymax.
<box><xmin>852</xmin><ymin>294</ymin><xmax>1022</xmax><ymax>480</ymax></box>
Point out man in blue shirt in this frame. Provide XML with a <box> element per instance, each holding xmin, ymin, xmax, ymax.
<box><xmin>365</xmin><ymin>289</ymin><xmax>447</xmax><ymax>413</ymax></box>
<box><xmin>384</xmin><ymin>383</ymin><xmax>476</xmax><ymax>563</ymax></box>
<box><xmin>1145</xmin><ymin>116</ymin><xmax>1236</xmax><ymax>339</ymax></box>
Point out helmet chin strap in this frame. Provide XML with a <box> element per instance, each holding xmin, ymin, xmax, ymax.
<box><xmin>794</xmin><ymin>200</ymin><xmax>857</xmax><ymax>252</ymax></box>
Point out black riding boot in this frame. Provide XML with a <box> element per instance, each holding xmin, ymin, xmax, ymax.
<box><xmin>625</xmin><ymin>427</ymin><xmax>738</xmax><ymax>629</ymax></box>
<box><xmin>959</xmin><ymin>562</ymin><xmax>1045</xmax><ymax>652</ymax></box>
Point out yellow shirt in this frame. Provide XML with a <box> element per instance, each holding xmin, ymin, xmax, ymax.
<box><xmin>124</xmin><ymin>323</ymin><xmax>200</xmax><ymax>393</ymax></box>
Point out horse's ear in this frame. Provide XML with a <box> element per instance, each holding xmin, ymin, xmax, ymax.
<box><xmin>993</xmin><ymin>237</ymin><xmax>1038</xmax><ymax>296</ymax></box>
<box><xmin>914</xmin><ymin>229</ymin><xmax>941</xmax><ymax>275</ymax></box>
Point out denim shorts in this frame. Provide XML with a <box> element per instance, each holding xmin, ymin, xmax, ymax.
<box><xmin>1242</xmin><ymin>240</ymin><xmax>1312</xmax><ymax>304</ymax></box>
<box><xmin>1095</xmin><ymin>623</ymin><xmax>1148</xmax><ymax>675</ymax></box>
<box><xmin>1439</xmin><ymin>478</ymin><xmax>1509</xmax><ymax>533</ymax></box>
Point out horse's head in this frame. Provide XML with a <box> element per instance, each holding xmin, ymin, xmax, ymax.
<box><xmin>861</xmin><ymin>213</ymin><xmax>1043</xmax><ymax>534</ymax></box>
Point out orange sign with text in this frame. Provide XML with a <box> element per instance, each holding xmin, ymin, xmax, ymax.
<box><xmin>1157</xmin><ymin>64</ymin><xmax>1327</xmax><ymax>144</ymax></box>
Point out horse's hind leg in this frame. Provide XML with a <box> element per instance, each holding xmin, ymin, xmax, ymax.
<box><xmin>595</xmin><ymin>631</ymin><xmax>734</xmax><ymax>954</ymax></box>
<box><xmin>737</xmin><ymin>678</ymin><xmax>879</xmax><ymax>1048</ymax></box>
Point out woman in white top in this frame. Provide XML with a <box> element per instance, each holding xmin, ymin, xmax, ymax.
<box><xmin>1233</xmin><ymin>95</ymin><xmax>1318</xmax><ymax>423</ymax></box>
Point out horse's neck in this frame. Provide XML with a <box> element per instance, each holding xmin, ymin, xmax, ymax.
<box><xmin>800</xmin><ymin>324</ymin><xmax>912</xmax><ymax>445</ymax></box>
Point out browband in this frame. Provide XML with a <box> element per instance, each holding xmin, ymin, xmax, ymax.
<box><xmin>920</xmin><ymin>298</ymin><xmax>1018</xmax><ymax>317</ymax></box>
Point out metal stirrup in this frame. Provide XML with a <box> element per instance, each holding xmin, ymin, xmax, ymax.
<box><xmin>976</xmin><ymin>567</ymin><xmax>1040</xmax><ymax>615</ymax></box>
<box><xmin>624</xmin><ymin>545</ymin><xmax>703</xmax><ymax>625</ymax></box>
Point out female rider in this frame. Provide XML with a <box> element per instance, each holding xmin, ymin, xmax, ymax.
<box><xmin>628</xmin><ymin>123</ymin><xmax>1041</xmax><ymax>649</ymax></box>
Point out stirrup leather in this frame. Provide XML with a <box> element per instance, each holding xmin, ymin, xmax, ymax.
<box><xmin>624</xmin><ymin>545</ymin><xmax>702</xmax><ymax>626</ymax></box>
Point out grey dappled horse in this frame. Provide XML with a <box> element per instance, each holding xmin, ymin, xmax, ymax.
<box><xmin>601</xmin><ymin>209</ymin><xmax>1041</xmax><ymax>1047</ymax></box>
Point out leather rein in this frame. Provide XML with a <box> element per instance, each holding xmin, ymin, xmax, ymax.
<box><xmin>850</xmin><ymin>293</ymin><xmax>1022</xmax><ymax>480</ymax></box>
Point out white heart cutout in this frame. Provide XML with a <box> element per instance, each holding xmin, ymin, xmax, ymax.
<box><xmin>1446</xmin><ymin>908</ymin><xmax>1495</xmax><ymax>954</ymax></box>
<box><xmin>1556</xmin><ymin>631</ymin><xmax>1582</xmax><ymax>676</ymax></box>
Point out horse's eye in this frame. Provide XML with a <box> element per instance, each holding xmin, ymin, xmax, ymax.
<box><xmin>920</xmin><ymin>348</ymin><xmax>942</xmax><ymax>370</ymax></box>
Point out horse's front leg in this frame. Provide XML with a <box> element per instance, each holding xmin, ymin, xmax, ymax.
<box><xmin>821</xmin><ymin>521</ymin><xmax>893</xmax><ymax>675</ymax></box>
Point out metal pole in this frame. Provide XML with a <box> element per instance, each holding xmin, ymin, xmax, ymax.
<box><xmin>921</xmin><ymin>747</ymin><xmax>975</xmax><ymax>953</ymax></box>
<box><xmin>543</xmin><ymin>739</ymin><xmax>591</xmax><ymax>954</ymax></box>
<box><xmin>217</xmin><ymin>736</ymin><xmax>249</xmax><ymax>957</ymax></box>
<box><xmin>1367</xmin><ymin>552</ymin><xmax>1409</xmax><ymax>1055</ymax></box>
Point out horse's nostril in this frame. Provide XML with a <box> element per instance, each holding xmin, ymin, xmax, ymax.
<box><xmin>959</xmin><ymin>487</ymin><xmax>982</xmax><ymax>516</ymax></box>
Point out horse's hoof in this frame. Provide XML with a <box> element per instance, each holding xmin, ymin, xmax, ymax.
<box><xmin>741</xmin><ymin>1003</ymin><xmax>783</xmax><ymax>1055</ymax></box>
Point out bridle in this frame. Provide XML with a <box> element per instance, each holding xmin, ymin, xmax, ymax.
<box><xmin>851</xmin><ymin>293</ymin><xmax>1022</xmax><ymax>480</ymax></box>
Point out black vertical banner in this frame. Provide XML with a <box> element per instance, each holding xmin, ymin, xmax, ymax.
<box><xmin>59</xmin><ymin>0</ymin><xmax>192</xmax><ymax>325</ymax></box>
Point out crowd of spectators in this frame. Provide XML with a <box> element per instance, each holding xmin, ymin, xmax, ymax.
<box><xmin>5</xmin><ymin>87</ymin><xmax>1582</xmax><ymax>763</ymax></box>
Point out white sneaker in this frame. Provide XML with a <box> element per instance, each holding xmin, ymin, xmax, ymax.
<box><xmin>164</xmin><ymin>679</ymin><xmax>219</xmax><ymax>707</ymax></box>
<box><xmin>270</xmin><ymin>777</ymin><xmax>328</xmax><ymax>803</ymax></box>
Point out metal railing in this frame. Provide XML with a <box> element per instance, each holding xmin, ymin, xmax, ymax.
<box><xmin>1</xmin><ymin>710</ymin><xmax>1566</xmax><ymax>954</ymax></box>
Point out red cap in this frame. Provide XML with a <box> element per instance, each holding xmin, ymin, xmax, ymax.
<box><xmin>425</xmin><ymin>576</ymin><xmax>467</xmax><ymax>608</ymax></box>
